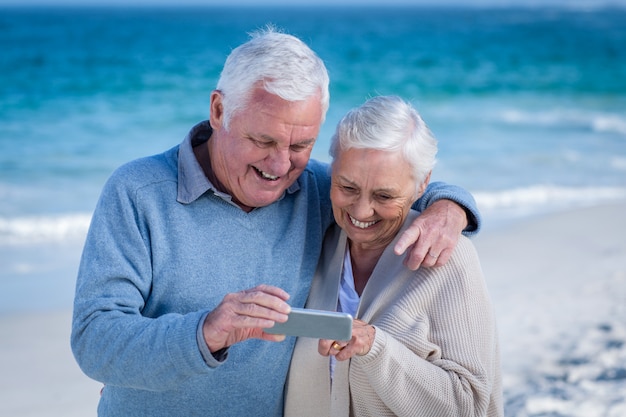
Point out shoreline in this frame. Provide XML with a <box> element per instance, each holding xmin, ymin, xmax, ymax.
<box><xmin>1</xmin><ymin>201</ymin><xmax>625</xmax><ymax>416</ymax></box>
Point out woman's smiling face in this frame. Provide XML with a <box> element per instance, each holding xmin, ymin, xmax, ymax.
<box><xmin>330</xmin><ymin>147</ymin><xmax>421</xmax><ymax>251</ymax></box>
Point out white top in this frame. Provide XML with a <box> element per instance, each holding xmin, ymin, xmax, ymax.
<box><xmin>331</xmin><ymin>247</ymin><xmax>360</xmax><ymax>380</ymax></box>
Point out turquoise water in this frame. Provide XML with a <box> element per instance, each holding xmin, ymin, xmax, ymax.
<box><xmin>1</xmin><ymin>9</ymin><xmax>626</xmax><ymax>413</ymax></box>
<box><xmin>1</xmin><ymin>5</ymin><xmax>626</xmax><ymax>241</ymax></box>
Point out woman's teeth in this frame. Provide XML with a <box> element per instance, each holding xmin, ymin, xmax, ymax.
<box><xmin>349</xmin><ymin>215</ymin><xmax>377</xmax><ymax>229</ymax></box>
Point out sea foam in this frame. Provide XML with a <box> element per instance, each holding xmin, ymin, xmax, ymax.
<box><xmin>0</xmin><ymin>213</ymin><xmax>91</xmax><ymax>245</ymax></box>
<box><xmin>474</xmin><ymin>185</ymin><xmax>626</xmax><ymax>223</ymax></box>
<box><xmin>499</xmin><ymin>108</ymin><xmax>626</xmax><ymax>136</ymax></box>
<box><xmin>2</xmin><ymin>185</ymin><xmax>625</xmax><ymax>244</ymax></box>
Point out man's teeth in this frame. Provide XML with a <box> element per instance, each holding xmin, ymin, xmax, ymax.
<box><xmin>262</xmin><ymin>172</ymin><xmax>278</xmax><ymax>180</ymax></box>
<box><xmin>256</xmin><ymin>168</ymin><xmax>279</xmax><ymax>181</ymax></box>
<box><xmin>350</xmin><ymin>215</ymin><xmax>377</xmax><ymax>229</ymax></box>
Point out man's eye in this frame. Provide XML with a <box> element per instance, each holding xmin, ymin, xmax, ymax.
<box><xmin>290</xmin><ymin>141</ymin><xmax>314</xmax><ymax>152</ymax></box>
<box><xmin>250</xmin><ymin>138</ymin><xmax>272</xmax><ymax>148</ymax></box>
<box><xmin>290</xmin><ymin>145</ymin><xmax>309</xmax><ymax>152</ymax></box>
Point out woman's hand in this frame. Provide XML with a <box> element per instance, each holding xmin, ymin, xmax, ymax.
<box><xmin>318</xmin><ymin>319</ymin><xmax>375</xmax><ymax>361</ymax></box>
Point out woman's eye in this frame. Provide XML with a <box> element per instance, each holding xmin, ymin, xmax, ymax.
<box><xmin>342</xmin><ymin>185</ymin><xmax>357</xmax><ymax>193</ymax></box>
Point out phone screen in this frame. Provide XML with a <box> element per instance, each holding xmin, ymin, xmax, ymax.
<box><xmin>264</xmin><ymin>308</ymin><xmax>352</xmax><ymax>341</ymax></box>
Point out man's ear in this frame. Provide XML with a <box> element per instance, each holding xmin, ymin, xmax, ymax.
<box><xmin>416</xmin><ymin>171</ymin><xmax>432</xmax><ymax>198</ymax></box>
<box><xmin>209</xmin><ymin>90</ymin><xmax>224</xmax><ymax>130</ymax></box>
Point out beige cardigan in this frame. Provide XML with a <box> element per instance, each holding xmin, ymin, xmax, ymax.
<box><xmin>284</xmin><ymin>210</ymin><xmax>503</xmax><ymax>417</ymax></box>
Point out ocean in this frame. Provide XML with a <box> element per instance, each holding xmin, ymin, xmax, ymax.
<box><xmin>1</xmin><ymin>5</ymin><xmax>625</xmax><ymax>416</ymax></box>
<box><xmin>1</xmin><ymin>5</ymin><xmax>626</xmax><ymax>244</ymax></box>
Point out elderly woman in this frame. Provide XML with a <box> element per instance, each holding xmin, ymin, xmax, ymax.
<box><xmin>284</xmin><ymin>96</ymin><xmax>502</xmax><ymax>417</ymax></box>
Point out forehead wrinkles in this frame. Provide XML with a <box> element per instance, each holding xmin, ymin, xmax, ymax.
<box><xmin>335</xmin><ymin>152</ymin><xmax>412</xmax><ymax>195</ymax></box>
<box><xmin>246</xmin><ymin>98</ymin><xmax>320</xmax><ymax>145</ymax></box>
<box><xmin>257</xmin><ymin>131</ymin><xmax>317</xmax><ymax>145</ymax></box>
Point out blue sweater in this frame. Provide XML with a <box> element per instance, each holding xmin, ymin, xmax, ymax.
<box><xmin>71</xmin><ymin>121</ymin><xmax>480</xmax><ymax>416</ymax></box>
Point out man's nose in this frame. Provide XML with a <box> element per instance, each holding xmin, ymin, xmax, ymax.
<box><xmin>267</xmin><ymin>147</ymin><xmax>292</xmax><ymax>176</ymax></box>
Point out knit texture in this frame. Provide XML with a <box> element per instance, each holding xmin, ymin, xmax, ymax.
<box><xmin>285</xmin><ymin>211</ymin><xmax>503</xmax><ymax>417</ymax></box>
<box><xmin>71</xmin><ymin>128</ymin><xmax>332</xmax><ymax>416</ymax></box>
<box><xmin>71</xmin><ymin>121</ymin><xmax>482</xmax><ymax>416</ymax></box>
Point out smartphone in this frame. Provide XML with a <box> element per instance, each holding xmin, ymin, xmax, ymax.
<box><xmin>264</xmin><ymin>307</ymin><xmax>353</xmax><ymax>341</ymax></box>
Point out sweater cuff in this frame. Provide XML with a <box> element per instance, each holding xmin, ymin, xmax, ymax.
<box><xmin>415</xmin><ymin>181</ymin><xmax>482</xmax><ymax>236</ymax></box>
<box><xmin>196</xmin><ymin>311</ymin><xmax>229</xmax><ymax>367</ymax></box>
<box><xmin>357</xmin><ymin>326</ymin><xmax>385</xmax><ymax>364</ymax></box>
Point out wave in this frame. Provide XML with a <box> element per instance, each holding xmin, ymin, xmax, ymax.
<box><xmin>474</xmin><ymin>185</ymin><xmax>626</xmax><ymax>221</ymax></box>
<box><xmin>2</xmin><ymin>185</ymin><xmax>626</xmax><ymax>244</ymax></box>
<box><xmin>498</xmin><ymin>108</ymin><xmax>626</xmax><ymax>136</ymax></box>
<box><xmin>0</xmin><ymin>213</ymin><xmax>92</xmax><ymax>245</ymax></box>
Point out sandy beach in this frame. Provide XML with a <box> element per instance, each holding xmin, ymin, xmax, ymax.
<box><xmin>475</xmin><ymin>203</ymin><xmax>626</xmax><ymax>416</ymax></box>
<box><xmin>1</xmin><ymin>202</ymin><xmax>625</xmax><ymax>416</ymax></box>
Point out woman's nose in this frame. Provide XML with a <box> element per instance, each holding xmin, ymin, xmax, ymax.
<box><xmin>351</xmin><ymin>196</ymin><xmax>374</xmax><ymax>219</ymax></box>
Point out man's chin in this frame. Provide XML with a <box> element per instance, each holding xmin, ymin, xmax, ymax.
<box><xmin>241</xmin><ymin>190</ymin><xmax>286</xmax><ymax>209</ymax></box>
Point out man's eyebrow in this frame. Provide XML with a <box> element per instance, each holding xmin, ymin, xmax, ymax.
<box><xmin>294</xmin><ymin>138</ymin><xmax>317</xmax><ymax>146</ymax></box>
<box><xmin>256</xmin><ymin>134</ymin><xmax>275</xmax><ymax>142</ymax></box>
<box><xmin>258</xmin><ymin>135</ymin><xmax>316</xmax><ymax>146</ymax></box>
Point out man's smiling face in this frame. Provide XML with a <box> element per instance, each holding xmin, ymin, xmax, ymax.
<box><xmin>208</xmin><ymin>86</ymin><xmax>323</xmax><ymax>211</ymax></box>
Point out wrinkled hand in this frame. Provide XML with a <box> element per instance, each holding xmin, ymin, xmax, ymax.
<box><xmin>202</xmin><ymin>284</ymin><xmax>291</xmax><ymax>353</ymax></box>
<box><xmin>394</xmin><ymin>199</ymin><xmax>468</xmax><ymax>270</ymax></box>
<box><xmin>319</xmin><ymin>319</ymin><xmax>375</xmax><ymax>361</ymax></box>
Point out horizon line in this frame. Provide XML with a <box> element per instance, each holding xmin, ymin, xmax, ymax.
<box><xmin>1</xmin><ymin>2</ymin><xmax>625</xmax><ymax>8</ymax></box>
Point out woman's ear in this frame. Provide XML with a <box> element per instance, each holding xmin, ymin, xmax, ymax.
<box><xmin>416</xmin><ymin>171</ymin><xmax>432</xmax><ymax>199</ymax></box>
<box><xmin>209</xmin><ymin>90</ymin><xmax>224</xmax><ymax>130</ymax></box>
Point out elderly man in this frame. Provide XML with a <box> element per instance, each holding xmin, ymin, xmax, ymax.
<box><xmin>71</xmin><ymin>28</ymin><xmax>480</xmax><ymax>416</ymax></box>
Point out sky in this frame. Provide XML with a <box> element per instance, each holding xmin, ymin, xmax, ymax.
<box><xmin>2</xmin><ymin>0</ymin><xmax>626</xmax><ymax>7</ymax></box>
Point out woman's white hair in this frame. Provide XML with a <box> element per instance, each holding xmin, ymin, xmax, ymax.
<box><xmin>329</xmin><ymin>95</ymin><xmax>438</xmax><ymax>192</ymax></box>
<box><xmin>216</xmin><ymin>25</ymin><xmax>330</xmax><ymax>130</ymax></box>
